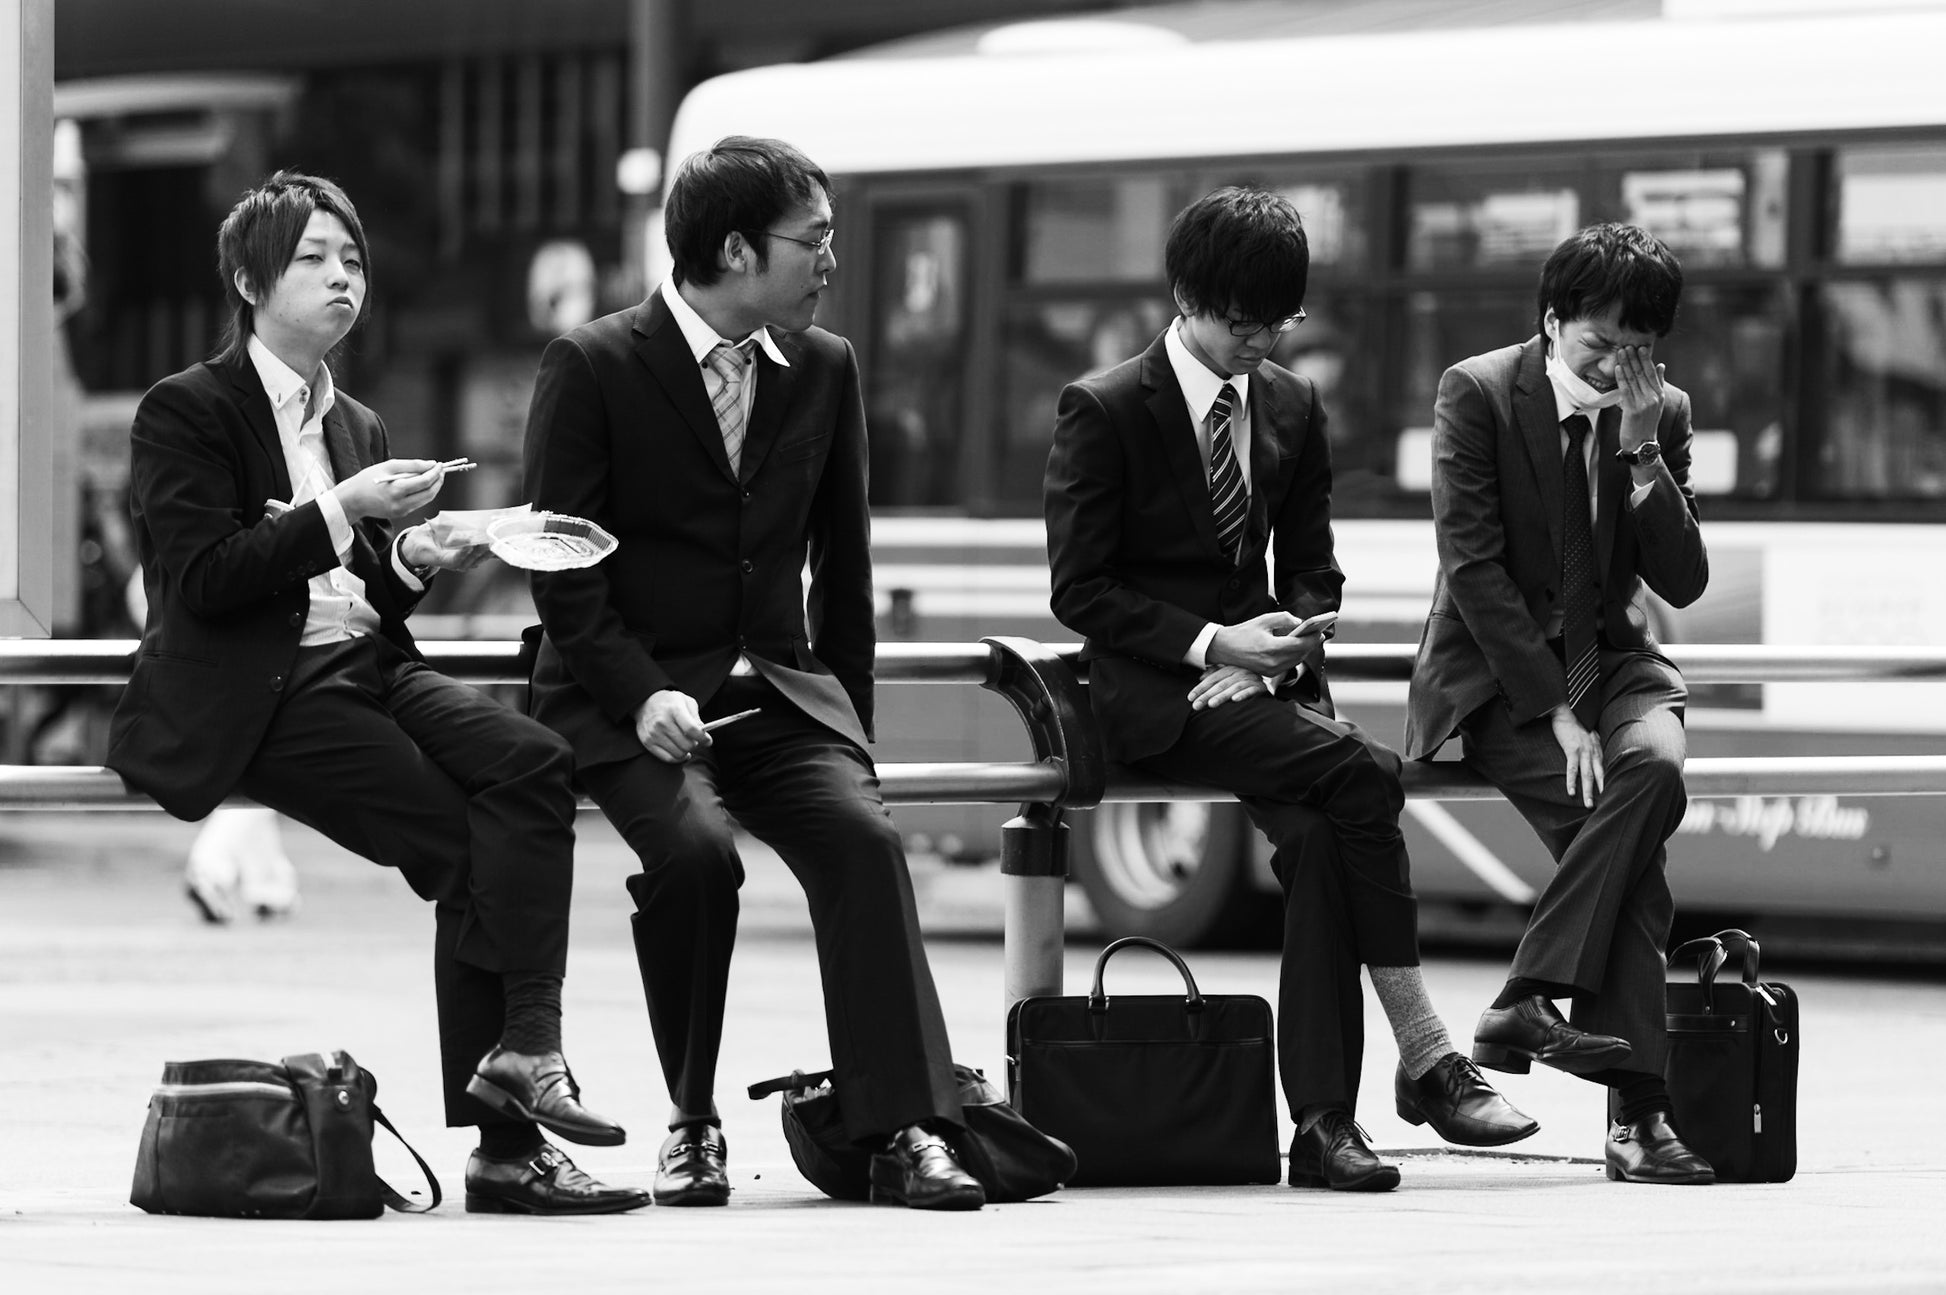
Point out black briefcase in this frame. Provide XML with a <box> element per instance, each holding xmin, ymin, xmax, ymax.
<box><xmin>1005</xmin><ymin>936</ymin><xmax>1280</xmax><ymax>1186</ymax></box>
<box><xmin>1662</xmin><ymin>928</ymin><xmax>1799</xmax><ymax>1183</ymax></box>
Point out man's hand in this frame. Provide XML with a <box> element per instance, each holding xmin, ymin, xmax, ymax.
<box><xmin>1208</xmin><ymin>611</ymin><xmax>1318</xmax><ymax>674</ymax></box>
<box><xmin>397</xmin><ymin>524</ymin><xmax>490</xmax><ymax>573</ymax></box>
<box><xmin>1616</xmin><ymin>345</ymin><xmax>1665</xmax><ymax>451</ymax></box>
<box><xmin>1188</xmin><ymin>664</ymin><xmax>1270</xmax><ymax>711</ymax></box>
<box><xmin>333</xmin><ymin>458</ymin><xmax>447</xmax><ymax>522</ymax></box>
<box><xmin>634</xmin><ymin>689</ymin><xmax>710</xmax><ymax>764</ymax></box>
<box><xmin>1550</xmin><ymin>703</ymin><xmax>1605</xmax><ymax>808</ymax></box>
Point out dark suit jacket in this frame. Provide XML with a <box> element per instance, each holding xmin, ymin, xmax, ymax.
<box><xmin>1405</xmin><ymin>335</ymin><xmax>1709</xmax><ymax>759</ymax></box>
<box><xmin>521</xmin><ymin>292</ymin><xmax>875</xmax><ymax>769</ymax></box>
<box><xmin>1044</xmin><ymin>330</ymin><xmax>1344</xmax><ymax>763</ymax></box>
<box><xmin>106</xmin><ymin>357</ymin><xmax>426</xmax><ymax>819</ymax></box>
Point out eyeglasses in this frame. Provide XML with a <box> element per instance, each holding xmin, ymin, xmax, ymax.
<box><xmin>763</xmin><ymin>227</ymin><xmax>836</xmax><ymax>257</ymax></box>
<box><xmin>1225</xmin><ymin>308</ymin><xmax>1307</xmax><ymax>338</ymax></box>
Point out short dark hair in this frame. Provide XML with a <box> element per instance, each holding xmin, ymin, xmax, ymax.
<box><xmin>663</xmin><ymin>136</ymin><xmax>832</xmax><ymax>288</ymax></box>
<box><xmin>213</xmin><ymin>170</ymin><xmax>370</xmax><ymax>365</ymax></box>
<box><xmin>1164</xmin><ymin>186</ymin><xmax>1309</xmax><ymax>324</ymax></box>
<box><xmin>1536</xmin><ymin>222</ymin><xmax>1683</xmax><ymax>338</ymax></box>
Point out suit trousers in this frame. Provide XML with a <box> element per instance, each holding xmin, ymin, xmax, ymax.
<box><xmin>1458</xmin><ymin>646</ymin><xmax>1688</xmax><ymax>1078</ymax></box>
<box><xmin>577</xmin><ymin>675</ymin><xmax>962</xmax><ymax>1142</ymax></box>
<box><xmin>234</xmin><ymin>636</ymin><xmax>578</xmax><ymax>1126</ymax></box>
<box><xmin>1130</xmin><ymin>691</ymin><xmax>1421</xmax><ymax>1117</ymax></box>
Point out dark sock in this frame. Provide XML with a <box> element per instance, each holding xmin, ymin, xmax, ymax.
<box><xmin>1493</xmin><ymin>977</ymin><xmax>1574</xmax><ymax>1009</ymax></box>
<box><xmin>500</xmin><ymin>970</ymin><xmax>563</xmax><ymax>1055</ymax></box>
<box><xmin>1612</xmin><ymin>1072</ymin><xmax>1671</xmax><ymax>1126</ymax></box>
<box><xmin>477</xmin><ymin>1121</ymin><xmax>544</xmax><ymax>1160</ymax></box>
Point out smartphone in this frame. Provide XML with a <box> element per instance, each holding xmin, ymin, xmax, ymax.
<box><xmin>1292</xmin><ymin>610</ymin><xmax>1339</xmax><ymax>639</ymax></box>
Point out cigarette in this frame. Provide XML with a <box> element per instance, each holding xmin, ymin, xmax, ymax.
<box><xmin>439</xmin><ymin>458</ymin><xmax>477</xmax><ymax>472</ymax></box>
<box><xmin>701</xmin><ymin>707</ymin><xmax>762</xmax><ymax>733</ymax></box>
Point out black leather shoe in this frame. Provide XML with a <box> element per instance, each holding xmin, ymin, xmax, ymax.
<box><xmin>1396</xmin><ymin>1053</ymin><xmax>1541</xmax><ymax>1147</ymax></box>
<box><xmin>653</xmin><ymin>1122</ymin><xmax>730</xmax><ymax>1206</ymax></box>
<box><xmin>464</xmin><ymin>1143</ymin><xmax>651</xmax><ymax>1215</ymax></box>
<box><xmin>1287</xmin><ymin>1111</ymin><xmax>1400</xmax><ymax>1192</ymax></box>
<box><xmin>1606</xmin><ymin>1111</ymin><xmax>1716</xmax><ymax>1185</ymax></box>
<box><xmin>869</xmin><ymin>1125</ymin><xmax>985</xmax><ymax>1210</ymax></box>
<box><xmin>465</xmin><ymin>1047</ymin><xmax>626</xmax><ymax>1147</ymax></box>
<box><xmin>1473</xmin><ymin>995</ymin><xmax>1632</xmax><ymax>1076</ymax></box>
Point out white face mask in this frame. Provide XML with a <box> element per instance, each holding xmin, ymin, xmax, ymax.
<box><xmin>1546</xmin><ymin>346</ymin><xmax>1623</xmax><ymax>412</ymax></box>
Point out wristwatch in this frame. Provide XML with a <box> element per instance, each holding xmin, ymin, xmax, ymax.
<box><xmin>1616</xmin><ymin>441</ymin><xmax>1662</xmax><ymax>467</ymax></box>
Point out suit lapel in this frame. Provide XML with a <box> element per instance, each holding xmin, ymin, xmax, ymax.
<box><xmin>223</xmin><ymin>358</ymin><xmax>296</xmax><ymax>504</ymax></box>
<box><xmin>1140</xmin><ymin>339</ymin><xmax>1224</xmax><ymax>559</ymax></box>
<box><xmin>1594</xmin><ymin>404</ymin><xmax>1626</xmax><ymax>574</ymax></box>
<box><xmin>1513</xmin><ymin>338</ymin><xmax>1566</xmax><ymax>565</ymax></box>
<box><xmin>737</xmin><ymin>337</ymin><xmax>797</xmax><ymax>484</ymax></box>
<box><xmin>319</xmin><ymin>404</ymin><xmax>364</xmax><ymax>485</ymax></box>
<box><xmin>632</xmin><ymin>294</ymin><xmax>737</xmax><ymax>485</ymax></box>
<box><xmin>1244</xmin><ymin>372</ymin><xmax>1286</xmax><ymax>549</ymax></box>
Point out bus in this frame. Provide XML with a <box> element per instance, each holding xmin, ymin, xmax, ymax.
<box><xmin>659</xmin><ymin>3</ymin><xmax>1946</xmax><ymax>954</ymax></box>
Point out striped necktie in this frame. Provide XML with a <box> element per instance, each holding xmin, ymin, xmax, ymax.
<box><xmin>1208</xmin><ymin>382</ymin><xmax>1247</xmax><ymax>563</ymax></box>
<box><xmin>1561</xmin><ymin>413</ymin><xmax>1601</xmax><ymax>728</ymax></box>
<box><xmin>706</xmin><ymin>339</ymin><xmax>756</xmax><ymax>473</ymax></box>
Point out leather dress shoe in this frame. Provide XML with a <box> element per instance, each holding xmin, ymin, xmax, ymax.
<box><xmin>868</xmin><ymin>1125</ymin><xmax>985</xmax><ymax>1210</ymax></box>
<box><xmin>1288</xmin><ymin>1110</ymin><xmax>1399</xmax><ymax>1192</ymax></box>
<box><xmin>464</xmin><ymin>1142</ymin><xmax>651</xmax><ymax>1214</ymax></box>
<box><xmin>1606</xmin><ymin>1111</ymin><xmax>1716</xmax><ymax>1185</ymax></box>
<box><xmin>653</xmin><ymin>1122</ymin><xmax>731</xmax><ymax>1206</ymax></box>
<box><xmin>1396</xmin><ymin>1053</ymin><xmax>1540</xmax><ymax>1147</ymax></box>
<box><xmin>465</xmin><ymin>1047</ymin><xmax>626</xmax><ymax>1147</ymax></box>
<box><xmin>1473</xmin><ymin>995</ymin><xmax>1632</xmax><ymax>1076</ymax></box>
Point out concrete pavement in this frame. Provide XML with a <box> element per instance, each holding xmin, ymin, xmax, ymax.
<box><xmin>2</xmin><ymin>811</ymin><xmax>1943</xmax><ymax>1293</ymax></box>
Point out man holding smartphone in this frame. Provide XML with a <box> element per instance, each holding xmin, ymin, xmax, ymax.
<box><xmin>1044</xmin><ymin>186</ymin><xmax>1536</xmax><ymax>1192</ymax></box>
<box><xmin>1407</xmin><ymin>223</ymin><xmax>1713</xmax><ymax>1185</ymax></box>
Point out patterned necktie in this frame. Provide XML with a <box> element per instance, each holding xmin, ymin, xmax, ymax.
<box><xmin>1208</xmin><ymin>382</ymin><xmax>1247</xmax><ymax>563</ymax></box>
<box><xmin>1560</xmin><ymin>413</ymin><xmax>1601</xmax><ymax>729</ymax></box>
<box><xmin>706</xmin><ymin>339</ymin><xmax>756</xmax><ymax>473</ymax></box>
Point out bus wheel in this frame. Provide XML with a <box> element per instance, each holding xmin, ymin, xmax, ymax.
<box><xmin>1072</xmin><ymin>801</ymin><xmax>1268</xmax><ymax>948</ymax></box>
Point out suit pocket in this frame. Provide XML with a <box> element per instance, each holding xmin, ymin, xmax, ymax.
<box><xmin>775</xmin><ymin>433</ymin><xmax>831</xmax><ymax>462</ymax></box>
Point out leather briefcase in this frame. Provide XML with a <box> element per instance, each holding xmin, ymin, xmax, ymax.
<box><xmin>1006</xmin><ymin>935</ymin><xmax>1280</xmax><ymax>1186</ymax></box>
<box><xmin>1662</xmin><ymin>929</ymin><xmax>1799</xmax><ymax>1183</ymax></box>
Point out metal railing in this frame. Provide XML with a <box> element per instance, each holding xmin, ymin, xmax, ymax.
<box><xmin>7</xmin><ymin>638</ymin><xmax>1946</xmax><ymax>1001</ymax></box>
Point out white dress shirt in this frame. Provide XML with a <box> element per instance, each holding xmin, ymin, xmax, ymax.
<box><xmin>248</xmin><ymin>335</ymin><xmax>421</xmax><ymax>646</ymax></box>
<box><xmin>1164</xmin><ymin>319</ymin><xmax>1256</xmax><ymax>670</ymax></box>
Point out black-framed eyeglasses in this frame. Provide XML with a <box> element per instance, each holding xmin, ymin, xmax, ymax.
<box><xmin>1226</xmin><ymin>308</ymin><xmax>1306</xmax><ymax>338</ymax></box>
<box><xmin>762</xmin><ymin>227</ymin><xmax>836</xmax><ymax>256</ymax></box>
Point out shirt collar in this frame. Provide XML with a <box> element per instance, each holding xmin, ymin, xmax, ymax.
<box><xmin>246</xmin><ymin>334</ymin><xmax>335</xmax><ymax>425</ymax></box>
<box><xmin>1548</xmin><ymin>373</ymin><xmax>1583</xmax><ymax>426</ymax></box>
<box><xmin>1164</xmin><ymin>317</ymin><xmax>1249</xmax><ymax>424</ymax></box>
<box><xmin>659</xmin><ymin>279</ymin><xmax>789</xmax><ymax>369</ymax></box>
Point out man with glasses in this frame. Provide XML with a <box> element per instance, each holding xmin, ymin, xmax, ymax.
<box><xmin>521</xmin><ymin>136</ymin><xmax>985</xmax><ymax>1210</ymax></box>
<box><xmin>1044</xmin><ymin>186</ymin><xmax>1536</xmax><ymax>1192</ymax></box>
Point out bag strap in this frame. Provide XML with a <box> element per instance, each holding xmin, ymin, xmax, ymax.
<box><xmin>371</xmin><ymin>1105</ymin><xmax>442</xmax><ymax>1213</ymax></box>
<box><xmin>1088</xmin><ymin>936</ymin><xmax>1204</xmax><ymax>1011</ymax></box>
<box><xmin>1668</xmin><ymin>934</ymin><xmax>1730</xmax><ymax>1007</ymax></box>
<box><xmin>1709</xmin><ymin>927</ymin><xmax>1762</xmax><ymax>984</ymax></box>
<box><xmin>748</xmin><ymin>1069</ymin><xmax>833</xmax><ymax>1100</ymax></box>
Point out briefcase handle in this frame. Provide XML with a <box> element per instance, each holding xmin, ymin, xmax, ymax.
<box><xmin>1087</xmin><ymin>936</ymin><xmax>1204</xmax><ymax>1014</ymax></box>
<box><xmin>1669</xmin><ymin>927</ymin><xmax>1762</xmax><ymax>1007</ymax></box>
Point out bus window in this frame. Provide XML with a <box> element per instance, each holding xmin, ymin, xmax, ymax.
<box><xmin>1395</xmin><ymin>289</ymin><xmax>1533</xmax><ymax>479</ymax></box>
<box><xmin>1817</xmin><ymin>279</ymin><xmax>1946</xmax><ymax>499</ymax></box>
<box><xmin>1193</xmin><ymin>170</ymin><xmax>1369</xmax><ymax>271</ymax></box>
<box><xmin>1655</xmin><ymin>284</ymin><xmax>1790</xmax><ymax>499</ymax></box>
<box><xmin>865</xmin><ymin>205</ymin><xmax>970</xmax><ymax>509</ymax></box>
<box><xmin>1406</xmin><ymin>164</ymin><xmax>1581</xmax><ymax>272</ymax></box>
<box><xmin>1017</xmin><ymin>175</ymin><xmax>1173</xmax><ymax>284</ymax></box>
<box><xmin>1266</xmin><ymin>290</ymin><xmax>1387</xmax><ymax>509</ymax></box>
<box><xmin>1834</xmin><ymin>145</ymin><xmax>1946</xmax><ymax>264</ymax></box>
<box><xmin>996</xmin><ymin>295</ymin><xmax>1172</xmax><ymax>513</ymax></box>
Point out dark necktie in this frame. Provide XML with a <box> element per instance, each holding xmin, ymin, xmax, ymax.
<box><xmin>1208</xmin><ymin>382</ymin><xmax>1247</xmax><ymax>563</ymax></box>
<box><xmin>1561</xmin><ymin>413</ymin><xmax>1601</xmax><ymax>728</ymax></box>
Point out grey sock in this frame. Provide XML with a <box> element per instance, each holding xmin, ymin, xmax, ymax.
<box><xmin>1369</xmin><ymin>965</ymin><xmax>1455</xmax><ymax>1081</ymax></box>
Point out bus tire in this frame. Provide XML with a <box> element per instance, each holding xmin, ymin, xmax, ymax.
<box><xmin>1070</xmin><ymin>801</ymin><xmax>1271</xmax><ymax>948</ymax></box>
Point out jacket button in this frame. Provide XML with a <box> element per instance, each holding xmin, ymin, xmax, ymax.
<box><xmin>287</xmin><ymin>612</ymin><xmax>303</xmax><ymax>627</ymax></box>
<box><xmin>269</xmin><ymin>675</ymin><xmax>284</xmax><ymax>692</ymax></box>
<box><xmin>741</xmin><ymin>490</ymin><xmax>752</xmax><ymax>502</ymax></box>
<box><xmin>741</xmin><ymin>559</ymin><xmax>754</xmax><ymax>574</ymax></box>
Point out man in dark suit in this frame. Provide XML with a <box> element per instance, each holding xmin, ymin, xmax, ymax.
<box><xmin>1406</xmin><ymin>223</ymin><xmax>1714</xmax><ymax>1185</ymax></box>
<box><xmin>108</xmin><ymin>171</ymin><xmax>645</xmax><ymax>1216</ymax></box>
<box><xmin>521</xmin><ymin>137</ymin><xmax>983</xmax><ymax>1211</ymax></box>
<box><xmin>1044</xmin><ymin>186</ymin><xmax>1535</xmax><ymax>1192</ymax></box>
